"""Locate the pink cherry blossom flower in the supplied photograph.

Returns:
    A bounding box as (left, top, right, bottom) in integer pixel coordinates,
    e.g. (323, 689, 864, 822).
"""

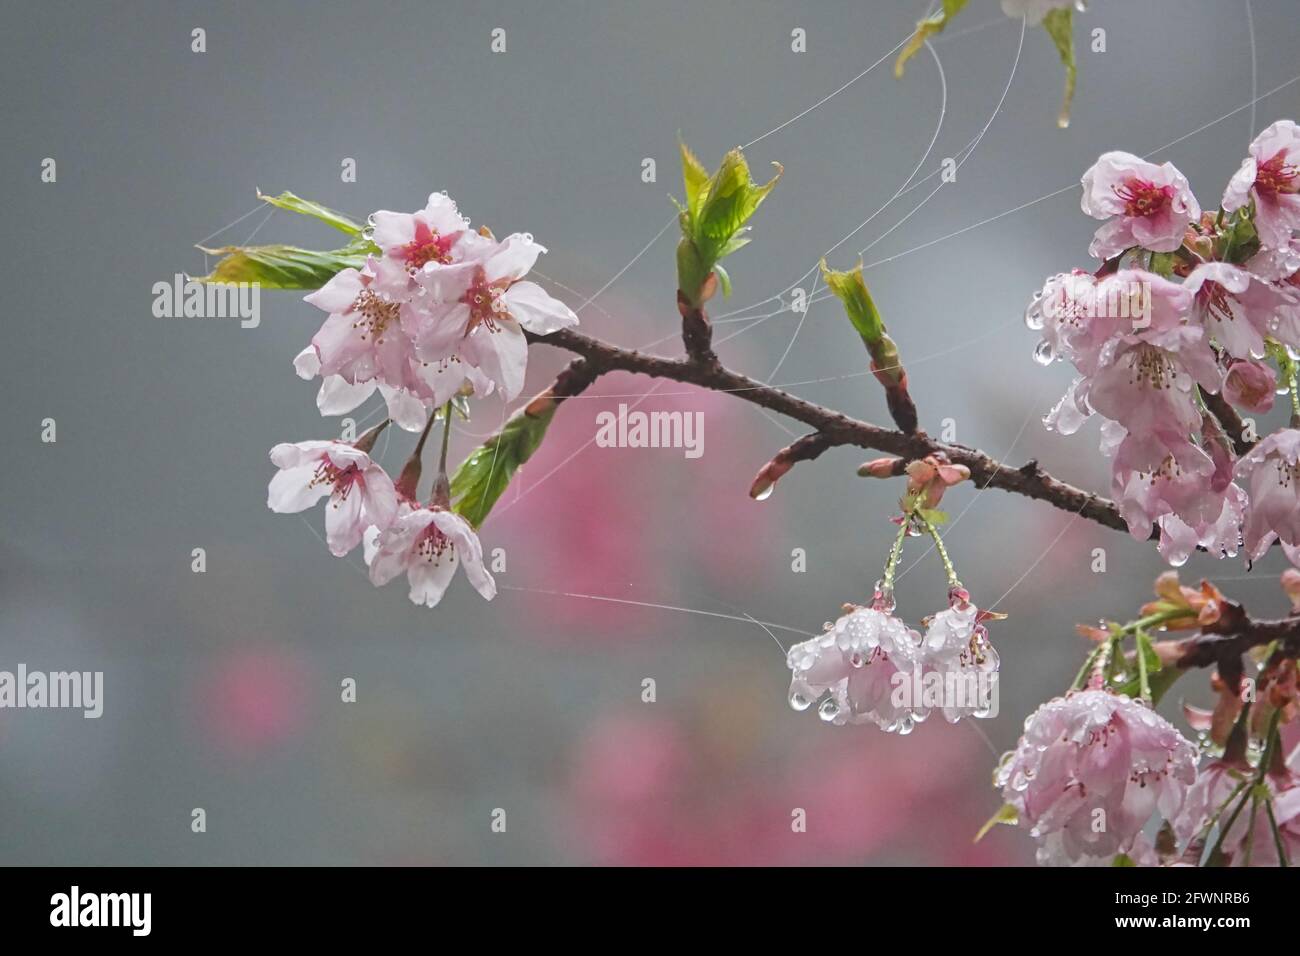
(1173, 761, 1300, 866)
(369, 192, 485, 275)
(785, 604, 920, 733)
(1222, 120, 1300, 249)
(1030, 270, 1114, 375)
(1236, 428, 1300, 563)
(995, 689, 1197, 866)
(267, 440, 398, 556)
(1107, 422, 1245, 565)
(1184, 261, 1300, 360)
(292, 345, 434, 432)
(364, 503, 496, 608)
(916, 592, 1000, 724)
(1222, 359, 1277, 412)
(303, 256, 415, 388)
(1081, 152, 1201, 259)
(405, 234, 579, 400)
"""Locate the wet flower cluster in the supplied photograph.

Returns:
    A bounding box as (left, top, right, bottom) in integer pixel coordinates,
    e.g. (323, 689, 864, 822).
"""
(1029, 121, 1300, 566)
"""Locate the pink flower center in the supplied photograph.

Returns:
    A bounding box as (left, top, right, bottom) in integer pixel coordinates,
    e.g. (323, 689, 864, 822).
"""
(1255, 151, 1300, 197)
(416, 521, 458, 565)
(1126, 345, 1179, 391)
(348, 288, 400, 343)
(1113, 178, 1173, 218)
(398, 221, 460, 272)
(461, 267, 512, 334)
(310, 459, 359, 500)
(1197, 281, 1236, 326)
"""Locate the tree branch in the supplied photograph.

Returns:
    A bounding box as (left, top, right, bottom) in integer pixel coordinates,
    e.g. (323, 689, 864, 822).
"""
(528, 325, 1129, 532)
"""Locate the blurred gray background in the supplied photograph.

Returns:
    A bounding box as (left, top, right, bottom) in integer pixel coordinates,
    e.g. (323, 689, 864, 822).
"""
(3, 0, 1298, 865)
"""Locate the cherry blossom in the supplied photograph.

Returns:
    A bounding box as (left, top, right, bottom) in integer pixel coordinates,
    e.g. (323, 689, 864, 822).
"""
(916, 591, 1000, 724)
(785, 605, 921, 733)
(364, 503, 496, 608)
(1222, 120, 1300, 249)
(404, 234, 579, 400)
(267, 440, 398, 557)
(1080, 152, 1201, 259)
(1236, 428, 1300, 564)
(995, 690, 1197, 866)
(369, 192, 486, 274)
(1184, 260, 1300, 360)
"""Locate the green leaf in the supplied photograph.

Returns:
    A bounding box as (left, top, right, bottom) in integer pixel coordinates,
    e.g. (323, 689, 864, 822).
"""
(673, 142, 781, 304)
(1041, 8, 1076, 129)
(679, 140, 711, 217)
(918, 507, 948, 525)
(895, 0, 968, 78)
(713, 262, 732, 298)
(694, 150, 781, 255)
(256, 189, 364, 236)
(820, 260, 884, 345)
(450, 405, 556, 528)
(1112, 853, 1137, 867)
(194, 237, 376, 290)
(974, 803, 1018, 842)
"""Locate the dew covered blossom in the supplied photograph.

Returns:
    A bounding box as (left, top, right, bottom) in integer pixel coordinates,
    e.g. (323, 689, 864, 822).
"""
(786, 603, 922, 733)
(996, 690, 1197, 866)
(916, 589, 1000, 724)
(1236, 428, 1300, 565)
(1031, 122, 1300, 570)
(1081, 152, 1201, 260)
(1222, 120, 1300, 249)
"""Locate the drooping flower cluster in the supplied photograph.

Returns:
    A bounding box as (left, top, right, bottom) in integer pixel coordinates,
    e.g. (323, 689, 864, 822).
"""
(1029, 121, 1300, 566)
(786, 470, 1001, 734)
(995, 689, 1198, 866)
(786, 584, 1001, 733)
(266, 193, 579, 608)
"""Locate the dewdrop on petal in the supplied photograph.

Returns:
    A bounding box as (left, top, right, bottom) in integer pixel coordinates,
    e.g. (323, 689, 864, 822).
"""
(785, 593, 922, 733)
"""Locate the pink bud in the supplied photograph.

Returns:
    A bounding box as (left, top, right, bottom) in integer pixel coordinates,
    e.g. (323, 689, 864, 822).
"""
(858, 456, 903, 478)
(1223, 359, 1276, 413)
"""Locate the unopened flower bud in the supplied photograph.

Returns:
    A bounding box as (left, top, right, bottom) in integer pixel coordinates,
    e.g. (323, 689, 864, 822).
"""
(1223, 359, 1276, 413)
(857, 456, 904, 478)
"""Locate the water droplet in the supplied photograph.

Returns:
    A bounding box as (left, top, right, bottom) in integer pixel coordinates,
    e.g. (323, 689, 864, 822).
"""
(1033, 339, 1056, 366)
(788, 688, 812, 712)
(1024, 296, 1045, 331)
(753, 483, 775, 501)
(818, 698, 841, 722)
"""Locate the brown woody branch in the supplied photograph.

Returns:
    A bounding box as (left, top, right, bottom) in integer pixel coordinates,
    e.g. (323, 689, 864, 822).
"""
(527, 325, 1128, 533)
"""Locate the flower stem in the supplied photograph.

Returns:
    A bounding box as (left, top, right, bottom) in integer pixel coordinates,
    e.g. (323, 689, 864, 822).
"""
(880, 518, 911, 594)
(437, 400, 455, 476)
(922, 517, 961, 588)
(1135, 626, 1151, 703)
